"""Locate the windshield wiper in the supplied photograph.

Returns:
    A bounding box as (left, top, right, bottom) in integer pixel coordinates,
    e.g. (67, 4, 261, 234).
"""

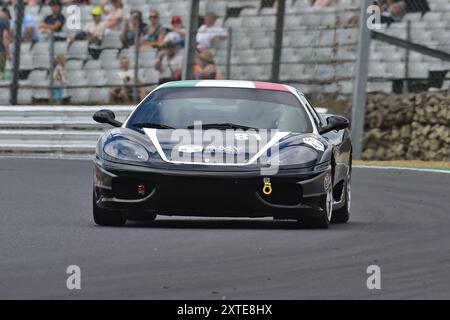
(133, 122, 175, 129)
(187, 123, 258, 130)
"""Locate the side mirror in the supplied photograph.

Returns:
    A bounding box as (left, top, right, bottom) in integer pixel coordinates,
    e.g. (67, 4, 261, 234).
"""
(93, 109, 122, 127)
(319, 115, 349, 134)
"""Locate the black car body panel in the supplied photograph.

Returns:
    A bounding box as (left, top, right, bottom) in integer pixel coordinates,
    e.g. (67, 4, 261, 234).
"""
(93, 82, 352, 220)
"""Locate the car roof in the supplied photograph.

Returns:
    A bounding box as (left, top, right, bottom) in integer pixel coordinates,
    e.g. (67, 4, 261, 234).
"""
(156, 80, 302, 94)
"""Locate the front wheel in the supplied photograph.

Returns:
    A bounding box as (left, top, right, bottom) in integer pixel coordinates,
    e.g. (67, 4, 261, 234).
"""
(93, 192, 126, 227)
(299, 183, 333, 229)
(331, 174, 351, 224)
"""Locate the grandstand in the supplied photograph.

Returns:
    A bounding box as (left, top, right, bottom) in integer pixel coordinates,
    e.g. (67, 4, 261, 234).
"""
(0, 0, 449, 105)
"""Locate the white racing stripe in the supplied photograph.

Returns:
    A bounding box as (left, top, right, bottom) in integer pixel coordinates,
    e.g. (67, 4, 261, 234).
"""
(354, 165, 450, 174)
(143, 128, 290, 166)
(195, 80, 255, 88)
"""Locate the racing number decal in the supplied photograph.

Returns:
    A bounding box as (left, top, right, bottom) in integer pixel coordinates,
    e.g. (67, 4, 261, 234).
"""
(234, 133, 262, 141)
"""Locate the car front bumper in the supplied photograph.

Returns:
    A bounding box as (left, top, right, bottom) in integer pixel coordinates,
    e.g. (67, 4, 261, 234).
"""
(93, 158, 332, 218)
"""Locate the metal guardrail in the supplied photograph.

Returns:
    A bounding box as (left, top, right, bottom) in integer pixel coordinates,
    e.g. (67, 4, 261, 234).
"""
(0, 105, 134, 159)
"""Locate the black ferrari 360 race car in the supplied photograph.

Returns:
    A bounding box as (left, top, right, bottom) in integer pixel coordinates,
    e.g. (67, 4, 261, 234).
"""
(93, 80, 352, 228)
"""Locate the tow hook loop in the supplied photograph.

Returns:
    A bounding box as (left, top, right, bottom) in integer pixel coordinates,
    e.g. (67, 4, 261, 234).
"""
(263, 178, 272, 195)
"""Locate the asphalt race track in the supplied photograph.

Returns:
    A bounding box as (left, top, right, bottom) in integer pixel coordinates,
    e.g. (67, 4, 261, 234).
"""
(0, 158, 449, 300)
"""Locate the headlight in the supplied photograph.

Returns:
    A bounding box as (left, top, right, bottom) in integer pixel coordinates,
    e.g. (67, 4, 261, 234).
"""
(267, 146, 318, 167)
(279, 147, 317, 165)
(103, 138, 149, 162)
(314, 161, 331, 172)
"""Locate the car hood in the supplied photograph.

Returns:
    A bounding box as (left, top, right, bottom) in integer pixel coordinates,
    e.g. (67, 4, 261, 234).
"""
(129, 128, 330, 169)
(100, 128, 332, 170)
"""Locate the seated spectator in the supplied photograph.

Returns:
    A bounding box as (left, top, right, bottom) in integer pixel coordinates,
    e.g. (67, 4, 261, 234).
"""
(154, 42, 183, 84)
(121, 10, 148, 49)
(11, 11, 40, 43)
(70, 6, 106, 45)
(52, 54, 68, 103)
(195, 50, 220, 80)
(346, 0, 407, 27)
(311, 0, 337, 8)
(61, 0, 90, 3)
(196, 11, 227, 51)
(0, 6, 10, 80)
(102, 0, 124, 31)
(39, 0, 65, 34)
(69, 6, 106, 58)
(144, 16, 185, 50)
(141, 9, 163, 49)
(153, 27, 170, 49)
(163, 16, 185, 48)
(376, 0, 407, 23)
(109, 57, 132, 103)
(109, 56, 144, 103)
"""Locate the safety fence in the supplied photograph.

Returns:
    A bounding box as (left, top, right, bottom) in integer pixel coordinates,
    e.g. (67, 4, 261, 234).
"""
(0, 105, 132, 158)
(0, 0, 448, 106)
(0, 0, 449, 160)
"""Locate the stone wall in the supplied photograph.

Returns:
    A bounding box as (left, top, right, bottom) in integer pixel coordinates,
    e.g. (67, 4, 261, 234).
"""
(363, 92, 450, 161)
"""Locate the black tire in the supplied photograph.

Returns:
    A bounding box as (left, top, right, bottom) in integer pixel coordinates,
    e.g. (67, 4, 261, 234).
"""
(93, 192, 126, 227)
(298, 182, 333, 229)
(331, 175, 351, 224)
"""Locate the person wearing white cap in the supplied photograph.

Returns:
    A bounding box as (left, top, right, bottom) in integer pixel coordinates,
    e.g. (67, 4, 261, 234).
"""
(196, 11, 227, 51)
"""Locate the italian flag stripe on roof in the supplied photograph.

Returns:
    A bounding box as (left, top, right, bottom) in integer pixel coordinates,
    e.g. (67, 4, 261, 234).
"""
(159, 80, 290, 92)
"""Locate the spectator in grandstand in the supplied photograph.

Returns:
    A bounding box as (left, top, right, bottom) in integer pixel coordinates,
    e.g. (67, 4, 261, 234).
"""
(154, 42, 183, 84)
(11, 10, 40, 43)
(0, 6, 10, 80)
(61, 0, 90, 3)
(40, 0, 65, 34)
(311, 0, 338, 8)
(163, 16, 185, 48)
(70, 6, 106, 45)
(196, 11, 227, 51)
(121, 10, 148, 49)
(153, 27, 171, 50)
(101, 0, 124, 31)
(195, 50, 219, 80)
(109, 56, 144, 103)
(69, 6, 106, 58)
(52, 54, 67, 103)
(376, 0, 408, 23)
(141, 9, 163, 49)
(0, 6, 9, 20)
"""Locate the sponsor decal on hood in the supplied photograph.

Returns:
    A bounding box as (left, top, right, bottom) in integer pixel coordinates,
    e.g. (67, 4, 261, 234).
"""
(143, 128, 291, 166)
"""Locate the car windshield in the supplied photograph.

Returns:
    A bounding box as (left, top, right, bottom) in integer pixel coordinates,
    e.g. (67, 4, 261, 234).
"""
(126, 87, 313, 133)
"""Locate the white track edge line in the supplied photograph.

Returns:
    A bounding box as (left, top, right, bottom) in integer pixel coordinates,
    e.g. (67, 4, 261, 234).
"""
(0, 156, 449, 174)
(354, 165, 450, 174)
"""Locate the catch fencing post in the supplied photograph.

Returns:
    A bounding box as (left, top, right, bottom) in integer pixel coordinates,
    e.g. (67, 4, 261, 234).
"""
(49, 33, 55, 104)
(271, 0, 286, 83)
(134, 30, 140, 101)
(226, 28, 232, 80)
(183, 0, 200, 80)
(403, 20, 411, 93)
(351, 0, 372, 160)
(10, 0, 25, 106)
